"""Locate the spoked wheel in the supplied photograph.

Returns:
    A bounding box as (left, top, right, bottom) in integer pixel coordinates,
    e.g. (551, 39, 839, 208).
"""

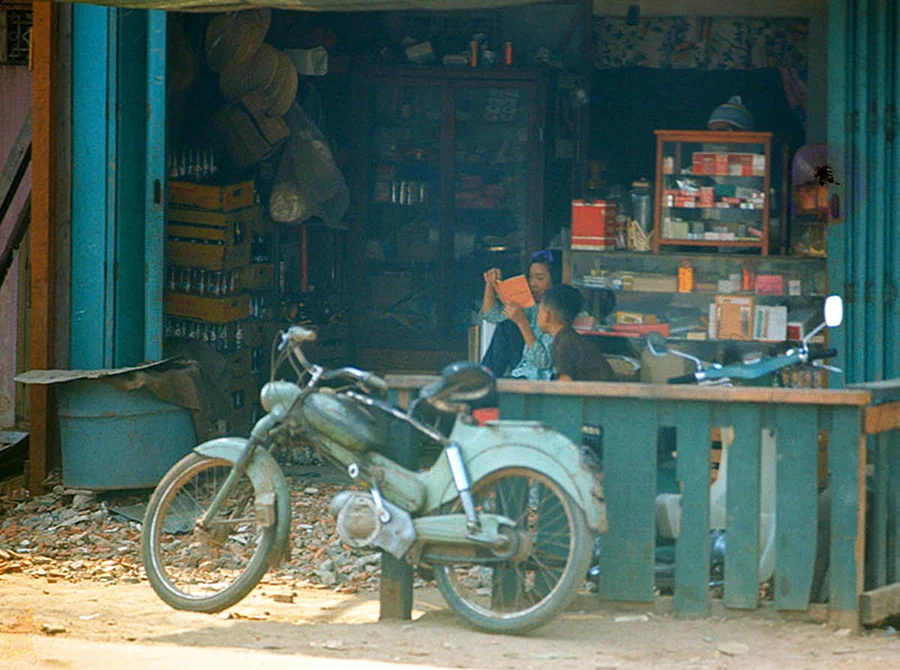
(433, 467, 592, 634)
(141, 453, 276, 613)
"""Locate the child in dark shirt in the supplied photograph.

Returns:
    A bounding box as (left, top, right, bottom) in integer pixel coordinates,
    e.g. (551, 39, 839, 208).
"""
(537, 284, 615, 382)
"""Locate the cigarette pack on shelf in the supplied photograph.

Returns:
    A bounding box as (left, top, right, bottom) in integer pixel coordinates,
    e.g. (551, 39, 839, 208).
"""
(714, 294, 755, 341)
(168, 179, 255, 212)
(239, 263, 275, 291)
(571, 200, 617, 250)
(166, 292, 251, 323)
(167, 205, 259, 270)
(753, 305, 788, 342)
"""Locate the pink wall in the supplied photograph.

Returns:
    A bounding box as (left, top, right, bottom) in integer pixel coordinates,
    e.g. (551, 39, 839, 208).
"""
(0, 65, 32, 428)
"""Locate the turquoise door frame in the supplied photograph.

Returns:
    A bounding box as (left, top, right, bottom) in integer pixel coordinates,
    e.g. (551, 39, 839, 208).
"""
(828, 0, 900, 384)
(71, 6, 166, 369)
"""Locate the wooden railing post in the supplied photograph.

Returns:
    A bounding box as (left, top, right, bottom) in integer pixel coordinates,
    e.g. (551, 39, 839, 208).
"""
(827, 406, 866, 630)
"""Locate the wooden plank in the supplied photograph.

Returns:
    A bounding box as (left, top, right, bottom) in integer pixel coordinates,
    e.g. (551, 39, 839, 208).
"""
(0, 196, 30, 289)
(864, 402, 900, 434)
(889, 431, 900, 585)
(774, 406, 819, 611)
(380, 417, 415, 620)
(827, 406, 866, 629)
(859, 582, 900, 625)
(28, 3, 57, 495)
(536, 395, 582, 446)
(724, 405, 761, 610)
(384, 376, 873, 407)
(0, 110, 31, 224)
(872, 433, 889, 588)
(673, 402, 712, 616)
(497, 392, 526, 421)
(597, 398, 656, 602)
(495, 380, 871, 407)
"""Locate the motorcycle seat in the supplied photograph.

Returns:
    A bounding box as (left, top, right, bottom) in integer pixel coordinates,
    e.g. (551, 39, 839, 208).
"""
(414, 361, 496, 416)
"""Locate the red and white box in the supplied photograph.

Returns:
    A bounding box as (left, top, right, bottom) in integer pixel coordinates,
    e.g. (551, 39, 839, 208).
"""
(571, 200, 617, 250)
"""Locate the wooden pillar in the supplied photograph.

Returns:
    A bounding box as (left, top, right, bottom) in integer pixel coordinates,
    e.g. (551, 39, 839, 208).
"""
(28, 3, 57, 494)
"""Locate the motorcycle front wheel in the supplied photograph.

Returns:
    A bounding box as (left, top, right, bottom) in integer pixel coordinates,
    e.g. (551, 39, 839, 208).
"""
(434, 467, 592, 634)
(141, 453, 276, 613)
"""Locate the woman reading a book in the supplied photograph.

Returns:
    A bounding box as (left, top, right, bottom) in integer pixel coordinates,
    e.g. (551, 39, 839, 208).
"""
(479, 250, 558, 380)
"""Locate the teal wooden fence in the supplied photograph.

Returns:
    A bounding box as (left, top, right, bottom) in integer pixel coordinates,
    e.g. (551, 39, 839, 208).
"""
(385, 377, 900, 629)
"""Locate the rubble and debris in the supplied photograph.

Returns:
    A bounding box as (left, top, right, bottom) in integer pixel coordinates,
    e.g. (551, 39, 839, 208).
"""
(0, 469, 434, 594)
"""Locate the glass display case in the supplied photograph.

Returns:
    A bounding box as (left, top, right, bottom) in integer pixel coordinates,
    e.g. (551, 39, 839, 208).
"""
(653, 130, 772, 255)
(353, 69, 547, 362)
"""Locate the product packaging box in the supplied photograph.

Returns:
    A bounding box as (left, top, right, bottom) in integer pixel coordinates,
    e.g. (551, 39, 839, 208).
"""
(571, 200, 617, 250)
(167, 205, 258, 271)
(715, 294, 755, 340)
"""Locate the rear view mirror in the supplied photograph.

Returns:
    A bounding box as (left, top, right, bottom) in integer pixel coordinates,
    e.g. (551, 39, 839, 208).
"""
(824, 295, 844, 328)
(646, 332, 668, 356)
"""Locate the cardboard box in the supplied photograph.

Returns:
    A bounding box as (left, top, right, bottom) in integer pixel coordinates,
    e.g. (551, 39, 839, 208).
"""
(640, 346, 691, 383)
(168, 180, 256, 212)
(754, 305, 788, 342)
(239, 263, 275, 291)
(168, 206, 259, 270)
(166, 292, 250, 323)
(571, 200, 617, 250)
(715, 295, 755, 340)
(212, 92, 290, 169)
(755, 274, 784, 296)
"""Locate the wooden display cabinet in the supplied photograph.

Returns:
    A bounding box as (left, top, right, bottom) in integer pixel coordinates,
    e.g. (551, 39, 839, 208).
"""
(653, 130, 772, 256)
(351, 67, 549, 372)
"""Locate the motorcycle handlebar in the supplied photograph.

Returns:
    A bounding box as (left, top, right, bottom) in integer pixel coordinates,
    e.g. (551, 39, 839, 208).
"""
(810, 348, 838, 361)
(321, 366, 388, 392)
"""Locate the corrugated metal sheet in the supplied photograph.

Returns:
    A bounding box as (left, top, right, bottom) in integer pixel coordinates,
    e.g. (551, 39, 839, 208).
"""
(828, 0, 899, 384)
(56, 0, 543, 11)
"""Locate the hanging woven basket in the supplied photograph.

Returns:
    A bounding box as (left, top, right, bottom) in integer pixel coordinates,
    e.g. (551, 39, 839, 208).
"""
(265, 52, 299, 118)
(219, 43, 280, 102)
(204, 9, 271, 74)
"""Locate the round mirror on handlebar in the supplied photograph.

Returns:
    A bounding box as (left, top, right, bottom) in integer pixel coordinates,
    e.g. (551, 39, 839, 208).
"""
(824, 295, 844, 328)
(646, 332, 669, 357)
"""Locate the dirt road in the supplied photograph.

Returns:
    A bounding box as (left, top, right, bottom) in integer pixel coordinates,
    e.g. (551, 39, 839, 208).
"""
(1, 572, 899, 670)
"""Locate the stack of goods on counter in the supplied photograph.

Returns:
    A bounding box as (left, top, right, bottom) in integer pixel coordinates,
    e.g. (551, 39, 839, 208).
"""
(204, 9, 297, 170)
(165, 178, 267, 434)
(570, 199, 618, 250)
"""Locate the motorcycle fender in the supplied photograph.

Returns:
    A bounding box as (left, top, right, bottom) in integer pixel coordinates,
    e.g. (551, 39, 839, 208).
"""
(424, 426, 607, 533)
(194, 438, 293, 569)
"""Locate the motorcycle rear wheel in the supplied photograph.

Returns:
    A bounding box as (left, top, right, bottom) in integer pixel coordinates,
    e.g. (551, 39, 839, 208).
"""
(433, 467, 592, 634)
(141, 453, 276, 612)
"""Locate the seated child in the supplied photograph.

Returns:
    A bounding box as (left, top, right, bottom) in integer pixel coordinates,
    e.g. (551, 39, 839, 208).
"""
(537, 284, 615, 382)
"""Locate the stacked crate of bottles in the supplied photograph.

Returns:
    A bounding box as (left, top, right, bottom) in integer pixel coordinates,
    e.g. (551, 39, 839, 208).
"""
(240, 215, 279, 424)
(165, 175, 261, 433)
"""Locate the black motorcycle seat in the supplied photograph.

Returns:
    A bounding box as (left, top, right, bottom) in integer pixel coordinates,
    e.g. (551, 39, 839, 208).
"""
(416, 361, 496, 415)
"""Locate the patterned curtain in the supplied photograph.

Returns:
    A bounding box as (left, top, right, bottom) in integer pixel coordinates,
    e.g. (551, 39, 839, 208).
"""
(593, 16, 809, 125)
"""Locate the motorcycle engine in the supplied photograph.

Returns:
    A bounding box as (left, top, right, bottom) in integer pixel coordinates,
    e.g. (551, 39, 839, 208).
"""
(329, 490, 417, 558)
(331, 492, 382, 548)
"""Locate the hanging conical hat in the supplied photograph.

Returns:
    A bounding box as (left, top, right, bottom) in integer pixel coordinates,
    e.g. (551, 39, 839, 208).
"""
(205, 9, 271, 74)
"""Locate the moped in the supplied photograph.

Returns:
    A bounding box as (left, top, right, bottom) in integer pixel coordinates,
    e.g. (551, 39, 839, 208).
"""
(628, 295, 844, 591)
(141, 326, 607, 634)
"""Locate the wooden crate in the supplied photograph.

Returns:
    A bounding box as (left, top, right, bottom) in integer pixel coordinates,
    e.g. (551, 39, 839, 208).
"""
(239, 263, 274, 291)
(166, 293, 250, 324)
(168, 179, 255, 212)
(167, 206, 259, 271)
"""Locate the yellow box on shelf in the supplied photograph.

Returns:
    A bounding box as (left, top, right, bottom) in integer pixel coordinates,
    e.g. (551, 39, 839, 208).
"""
(166, 292, 250, 324)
